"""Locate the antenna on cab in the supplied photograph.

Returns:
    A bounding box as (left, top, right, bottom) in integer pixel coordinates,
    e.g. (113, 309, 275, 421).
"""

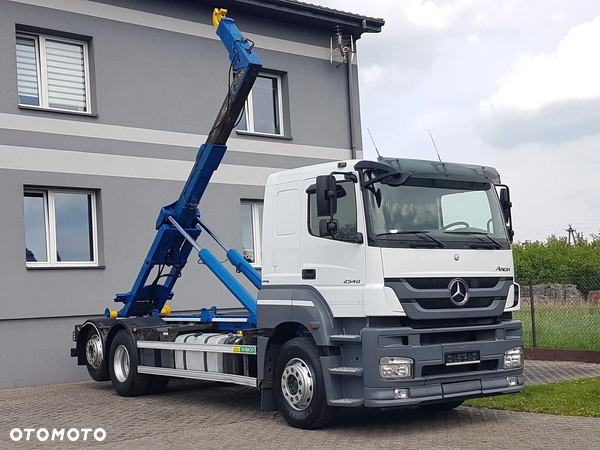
(367, 128, 381, 158)
(428, 129, 442, 162)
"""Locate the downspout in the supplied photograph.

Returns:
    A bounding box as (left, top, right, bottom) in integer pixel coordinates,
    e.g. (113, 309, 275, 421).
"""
(347, 57, 357, 159)
(336, 25, 357, 159)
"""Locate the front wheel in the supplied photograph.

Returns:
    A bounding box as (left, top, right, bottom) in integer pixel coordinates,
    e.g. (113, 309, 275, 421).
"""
(109, 330, 149, 396)
(274, 338, 335, 429)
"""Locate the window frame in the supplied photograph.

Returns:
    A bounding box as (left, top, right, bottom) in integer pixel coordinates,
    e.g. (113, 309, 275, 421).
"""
(238, 73, 284, 137)
(16, 32, 92, 114)
(240, 200, 263, 268)
(24, 188, 99, 268)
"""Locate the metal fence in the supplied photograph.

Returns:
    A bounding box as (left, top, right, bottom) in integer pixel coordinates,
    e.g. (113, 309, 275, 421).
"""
(515, 276, 600, 350)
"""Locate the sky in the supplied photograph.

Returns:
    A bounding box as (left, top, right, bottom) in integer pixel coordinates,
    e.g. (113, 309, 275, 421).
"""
(316, 0, 600, 243)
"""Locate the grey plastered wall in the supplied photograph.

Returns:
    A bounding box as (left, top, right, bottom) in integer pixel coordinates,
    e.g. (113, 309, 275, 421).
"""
(0, 0, 362, 149)
(0, 0, 365, 388)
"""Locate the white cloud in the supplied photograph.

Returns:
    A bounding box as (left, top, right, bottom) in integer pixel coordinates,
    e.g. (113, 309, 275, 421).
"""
(326, 0, 530, 74)
(360, 65, 383, 84)
(406, 0, 448, 29)
(480, 15, 600, 114)
(466, 33, 480, 43)
(404, 0, 524, 32)
(552, 10, 565, 23)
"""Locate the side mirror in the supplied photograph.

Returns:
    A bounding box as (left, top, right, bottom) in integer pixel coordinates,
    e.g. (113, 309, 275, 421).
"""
(316, 175, 337, 216)
(498, 185, 514, 242)
(319, 218, 338, 237)
(499, 187, 512, 224)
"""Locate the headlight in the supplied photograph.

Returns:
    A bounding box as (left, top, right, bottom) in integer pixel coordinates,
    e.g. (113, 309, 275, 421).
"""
(379, 357, 413, 379)
(504, 347, 523, 369)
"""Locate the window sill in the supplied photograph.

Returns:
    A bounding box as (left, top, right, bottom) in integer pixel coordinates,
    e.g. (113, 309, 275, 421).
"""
(26, 264, 105, 270)
(236, 130, 292, 140)
(19, 104, 98, 118)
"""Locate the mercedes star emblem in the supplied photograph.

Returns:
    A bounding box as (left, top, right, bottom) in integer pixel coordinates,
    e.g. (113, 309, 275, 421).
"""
(449, 278, 469, 307)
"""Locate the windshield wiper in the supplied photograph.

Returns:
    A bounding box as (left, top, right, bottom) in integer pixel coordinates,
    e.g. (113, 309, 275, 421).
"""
(376, 230, 446, 248)
(443, 231, 503, 249)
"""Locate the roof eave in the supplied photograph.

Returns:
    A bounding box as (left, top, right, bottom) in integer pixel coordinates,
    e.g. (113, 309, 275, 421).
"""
(185, 0, 384, 38)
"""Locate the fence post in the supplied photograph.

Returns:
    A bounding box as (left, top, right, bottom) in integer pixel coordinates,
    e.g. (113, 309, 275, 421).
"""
(529, 283, 537, 348)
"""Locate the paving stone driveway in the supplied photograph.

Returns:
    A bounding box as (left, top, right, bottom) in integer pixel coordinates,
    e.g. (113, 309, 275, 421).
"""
(524, 359, 600, 385)
(2, 361, 599, 450)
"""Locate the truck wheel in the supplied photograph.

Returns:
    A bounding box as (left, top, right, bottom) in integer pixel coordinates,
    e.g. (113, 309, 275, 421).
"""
(146, 376, 169, 395)
(274, 338, 335, 429)
(109, 330, 149, 396)
(84, 328, 110, 382)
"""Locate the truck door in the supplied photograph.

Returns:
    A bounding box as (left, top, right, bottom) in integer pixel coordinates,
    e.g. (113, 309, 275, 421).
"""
(300, 178, 366, 317)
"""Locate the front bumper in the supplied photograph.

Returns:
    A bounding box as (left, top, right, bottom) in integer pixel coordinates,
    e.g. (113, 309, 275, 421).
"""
(364, 374, 524, 407)
(361, 319, 524, 407)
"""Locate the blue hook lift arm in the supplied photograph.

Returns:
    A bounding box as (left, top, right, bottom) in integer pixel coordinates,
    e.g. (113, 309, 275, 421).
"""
(111, 14, 262, 324)
(198, 219, 262, 290)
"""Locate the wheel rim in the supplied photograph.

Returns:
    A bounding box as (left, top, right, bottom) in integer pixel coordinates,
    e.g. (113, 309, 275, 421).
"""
(113, 344, 130, 383)
(281, 358, 313, 411)
(85, 333, 103, 369)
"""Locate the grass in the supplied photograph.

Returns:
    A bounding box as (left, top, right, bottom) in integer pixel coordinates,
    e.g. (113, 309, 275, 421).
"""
(515, 304, 600, 350)
(464, 377, 600, 417)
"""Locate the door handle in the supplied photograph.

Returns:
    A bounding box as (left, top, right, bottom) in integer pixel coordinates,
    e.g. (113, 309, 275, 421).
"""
(302, 269, 316, 280)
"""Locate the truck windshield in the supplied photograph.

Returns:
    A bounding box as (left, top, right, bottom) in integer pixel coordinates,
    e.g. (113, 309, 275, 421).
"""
(363, 177, 510, 249)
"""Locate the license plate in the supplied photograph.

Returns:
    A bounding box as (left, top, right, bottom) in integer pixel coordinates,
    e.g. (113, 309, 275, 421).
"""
(445, 351, 480, 366)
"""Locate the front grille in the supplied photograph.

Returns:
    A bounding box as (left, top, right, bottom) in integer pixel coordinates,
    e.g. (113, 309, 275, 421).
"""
(403, 277, 502, 290)
(402, 317, 498, 329)
(420, 329, 496, 346)
(421, 360, 497, 377)
(415, 297, 495, 309)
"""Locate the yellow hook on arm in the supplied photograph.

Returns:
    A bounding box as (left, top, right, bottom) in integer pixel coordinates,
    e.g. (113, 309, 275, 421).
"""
(213, 8, 228, 28)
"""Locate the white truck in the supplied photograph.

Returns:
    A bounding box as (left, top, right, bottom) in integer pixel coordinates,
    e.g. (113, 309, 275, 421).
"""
(72, 11, 524, 430)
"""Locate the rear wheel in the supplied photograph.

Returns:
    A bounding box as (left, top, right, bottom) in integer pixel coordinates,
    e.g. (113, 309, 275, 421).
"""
(109, 330, 149, 396)
(84, 328, 110, 382)
(274, 338, 335, 429)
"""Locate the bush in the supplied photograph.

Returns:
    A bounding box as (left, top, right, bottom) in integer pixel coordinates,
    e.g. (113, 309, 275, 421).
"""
(514, 233, 600, 296)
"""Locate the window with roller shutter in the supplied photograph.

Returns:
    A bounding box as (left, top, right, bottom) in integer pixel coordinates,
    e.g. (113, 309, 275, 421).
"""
(16, 33, 91, 113)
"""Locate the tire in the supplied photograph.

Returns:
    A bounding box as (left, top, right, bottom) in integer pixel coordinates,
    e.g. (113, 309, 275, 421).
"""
(108, 330, 150, 396)
(420, 400, 463, 412)
(146, 376, 170, 395)
(274, 338, 335, 429)
(83, 328, 110, 382)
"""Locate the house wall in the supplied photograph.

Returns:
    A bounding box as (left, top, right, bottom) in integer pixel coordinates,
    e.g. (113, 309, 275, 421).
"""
(0, 0, 363, 388)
